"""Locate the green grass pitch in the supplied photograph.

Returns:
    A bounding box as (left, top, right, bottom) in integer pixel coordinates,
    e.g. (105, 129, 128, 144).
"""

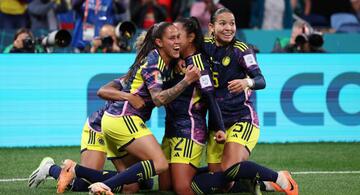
(0, 142, 359, 194)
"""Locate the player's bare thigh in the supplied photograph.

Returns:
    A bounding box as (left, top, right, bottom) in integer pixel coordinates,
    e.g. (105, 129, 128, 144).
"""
(125, 134, 169, 174)
(221, 142, 250, 171)
(171, 163, 197, 195)
(80, 150, 106, 170)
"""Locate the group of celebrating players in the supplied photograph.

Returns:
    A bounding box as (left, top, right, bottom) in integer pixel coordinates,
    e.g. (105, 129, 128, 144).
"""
(27, 7, 298, 195)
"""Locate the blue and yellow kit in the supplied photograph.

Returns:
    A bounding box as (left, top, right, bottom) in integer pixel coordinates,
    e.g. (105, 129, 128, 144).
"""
(162, 53, 224, 167)
(105, 49, 172, 121)
(81, 101, 112, 153)
(203, 37, 261, 129)
(163, 53, 225, 144)
(103, 49, 173, 158)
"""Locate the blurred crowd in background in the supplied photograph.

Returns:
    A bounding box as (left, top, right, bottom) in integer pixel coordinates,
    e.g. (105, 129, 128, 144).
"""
(1, 0, 360, 53)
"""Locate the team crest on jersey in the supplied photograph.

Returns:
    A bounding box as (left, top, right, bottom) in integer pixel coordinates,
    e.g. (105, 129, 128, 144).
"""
(98, 138, 105, 146)
(222, 56, 231, 66)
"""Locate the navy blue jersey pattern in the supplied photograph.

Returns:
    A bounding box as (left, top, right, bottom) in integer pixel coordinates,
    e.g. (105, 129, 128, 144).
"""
(164, 54, 224, 144)
(203, 38, 261, 129)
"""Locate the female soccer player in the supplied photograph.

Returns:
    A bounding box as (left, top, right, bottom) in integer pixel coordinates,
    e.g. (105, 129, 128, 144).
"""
(158, 17, 226, 195)
(191, 8, 298, 195)
(56, 22, 201, 195)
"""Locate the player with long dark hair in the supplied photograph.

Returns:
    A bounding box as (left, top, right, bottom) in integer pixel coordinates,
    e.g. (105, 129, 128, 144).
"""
(56, 22, 201, 195)
(191, 8, 298, 195)
(158, 17, 226, 195)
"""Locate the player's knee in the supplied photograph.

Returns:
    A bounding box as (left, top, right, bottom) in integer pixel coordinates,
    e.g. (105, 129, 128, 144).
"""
(221, 158, 247, 172)
(221, 162, 233, 172)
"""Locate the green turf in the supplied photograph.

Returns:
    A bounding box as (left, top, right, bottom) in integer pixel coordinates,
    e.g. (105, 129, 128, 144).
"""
(0, 142, 359, 194)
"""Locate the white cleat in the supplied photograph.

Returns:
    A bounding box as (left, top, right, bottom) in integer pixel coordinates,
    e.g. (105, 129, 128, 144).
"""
(28, 157, 55, 188)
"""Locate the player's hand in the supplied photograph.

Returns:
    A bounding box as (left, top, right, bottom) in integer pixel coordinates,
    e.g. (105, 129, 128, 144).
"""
(128, 94, 145, 109)
(175, 59, 186, 74)
(228, 79, 248, 94)
(214, 130, 226, 144)
(184, 65, 201, 84)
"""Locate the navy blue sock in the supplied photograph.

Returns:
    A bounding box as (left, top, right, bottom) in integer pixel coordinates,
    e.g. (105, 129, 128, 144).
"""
(196, 166, 209, 174)
(139, 178, 154, 190)
(49, 165, 61, 179)
(224, 161, 278, 182)
(191, 172, 229, 194)
(74, 165, 117, 183)
(71, 178, 90, 192)
(103, 160, 156, 191)
(228, 179, 266, 193)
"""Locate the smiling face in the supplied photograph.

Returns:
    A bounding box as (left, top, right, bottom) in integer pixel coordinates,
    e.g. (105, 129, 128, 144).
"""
(209, 12, 236, 46)
(156, 25, 181, 60)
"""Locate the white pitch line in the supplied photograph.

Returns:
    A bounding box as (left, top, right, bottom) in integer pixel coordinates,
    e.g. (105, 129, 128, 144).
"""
(0, 178, 28, 182)
(0, 178, 54, 182)
(1, 171, 360, 182)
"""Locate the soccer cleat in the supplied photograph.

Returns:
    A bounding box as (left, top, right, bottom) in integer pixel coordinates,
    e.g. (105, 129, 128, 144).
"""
(89, 182, 113, 195)
(269, 182, 284, 192)
(28, 157, 55, 188)
(270, 171, 298, 195)
(281, 171, 298, 195)
(56, 159, 76, 193)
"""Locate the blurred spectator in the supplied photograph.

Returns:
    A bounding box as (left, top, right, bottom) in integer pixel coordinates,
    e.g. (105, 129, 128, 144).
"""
(114, 0, 130, 23)
(71, 0, 126, 52)
(157, 0, 172, 21)
(303, 0, 355, 27)
(131, 0, 167, 30)
(292, 0, 309, 18)
(220, 0, 252, 28)
(90, 24, 121, 53)
(331, 13, 360, 33)
(190, 0, 223, 30)
(3, 28, 44, 53)
(272, 20, 325, 53)
(28, 0, 69, 31)
(57, 9, 76, 30)
(0, 0, 32, 29)
(250, 0, 293, 29)
(171, 0, 192, 20)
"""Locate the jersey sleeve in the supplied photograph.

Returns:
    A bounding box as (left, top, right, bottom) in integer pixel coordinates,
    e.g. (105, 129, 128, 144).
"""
(187, 53, 214, 93)
(186, 53, 225, 132)
(112, 77, 124, 90)
(234, 41, 260, 72)
(141, 55, 165, 92)
(235, 42, 266, 90)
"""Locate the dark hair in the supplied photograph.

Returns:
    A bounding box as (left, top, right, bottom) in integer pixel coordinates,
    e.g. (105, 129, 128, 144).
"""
(123, 22, 173, 83)
(13, 28, 34, 41)
(210, 7, 233, 24)
(175, 17, 204, 53)
(210, 8, 238, 58)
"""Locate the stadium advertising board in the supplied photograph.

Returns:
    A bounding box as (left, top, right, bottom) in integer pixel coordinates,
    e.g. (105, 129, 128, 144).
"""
(0, 54, 359, 146)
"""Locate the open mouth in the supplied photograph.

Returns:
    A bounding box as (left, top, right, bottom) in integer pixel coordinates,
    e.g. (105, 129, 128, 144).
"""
(223, 33, 233, 39)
